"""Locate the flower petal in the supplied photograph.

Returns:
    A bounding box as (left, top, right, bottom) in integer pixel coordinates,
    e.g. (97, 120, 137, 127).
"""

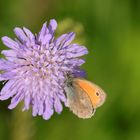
(1, 36, 19, 49)
(23, 92, 31, 111)
(8, 90, 24, 109)
(43, 98, 54, 120)
(54, 34, 67, 46)
(23, 27, 35, 42)
(48, 19, 57, 34)
(38, 22, 47, 42)
(14, 27, 28, 42)
(0, 72, 16, 81)
(54, 96, 63, 113)
(61, 32, 75, 47)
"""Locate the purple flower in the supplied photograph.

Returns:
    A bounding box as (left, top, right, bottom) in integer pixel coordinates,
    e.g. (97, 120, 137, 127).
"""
(0, 19, 88, 120)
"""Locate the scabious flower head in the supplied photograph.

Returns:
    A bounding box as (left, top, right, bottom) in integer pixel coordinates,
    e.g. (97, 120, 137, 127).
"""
(0, 19, 88, 120)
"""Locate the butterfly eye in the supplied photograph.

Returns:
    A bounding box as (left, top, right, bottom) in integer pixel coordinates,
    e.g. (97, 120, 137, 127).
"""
(96, 92, 100, 96)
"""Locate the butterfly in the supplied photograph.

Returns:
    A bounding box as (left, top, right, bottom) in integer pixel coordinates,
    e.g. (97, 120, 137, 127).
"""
(64, 78, 106, 119)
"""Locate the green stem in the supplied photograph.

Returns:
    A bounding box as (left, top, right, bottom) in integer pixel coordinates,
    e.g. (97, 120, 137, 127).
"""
(10, 104, 35, 140)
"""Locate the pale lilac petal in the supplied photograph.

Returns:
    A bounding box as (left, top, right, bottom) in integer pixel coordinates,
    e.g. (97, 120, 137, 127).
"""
(64, 59, 85, 66)
(32, 97, 38, 116)
(23, 93, 31, 110)
(62, 32, 75, 47)
(1, 50, 17, 57)
(1, 36, 19, 49)
(72, 68, 87, 77)
(0, 59, 17, 70)
(14, 27, 28, 42)
(57, 91, 66, 103)
(54, 96, 63, 113)
(54, 34, 67, 46)
(48, 19, 57, 34)
(66, 49, 88, 58)
(0, 79, 22, 100)
(38, 101, 44, 115)
(8, 91, 24, 109)
(66, 44, 87, 52)
(0, 72, 16, 81)
(23, 27, 35, 43)
(0, 90, 15, 100)
(38, 22, 47, 42)
(0, 80, 15, 95)
(43, 99, 54, 120)
(42, 34, 52, 45)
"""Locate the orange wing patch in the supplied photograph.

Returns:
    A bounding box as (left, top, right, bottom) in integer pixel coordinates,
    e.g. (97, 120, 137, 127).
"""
(74, 79, 100, 108)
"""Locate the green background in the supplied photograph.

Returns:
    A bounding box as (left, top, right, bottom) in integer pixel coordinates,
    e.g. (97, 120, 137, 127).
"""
(0, 0, 140, 140)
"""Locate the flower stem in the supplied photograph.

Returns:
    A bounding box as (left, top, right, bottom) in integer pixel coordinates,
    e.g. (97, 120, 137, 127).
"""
(10, 103, 35, 140)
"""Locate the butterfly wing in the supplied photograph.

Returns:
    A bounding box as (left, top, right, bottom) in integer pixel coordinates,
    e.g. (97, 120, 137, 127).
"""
(65, 81, 95, 119)
(74, 78, 106, 108)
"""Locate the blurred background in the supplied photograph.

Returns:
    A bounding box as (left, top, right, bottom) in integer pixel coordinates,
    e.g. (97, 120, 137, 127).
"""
(0, 0, 140, 140)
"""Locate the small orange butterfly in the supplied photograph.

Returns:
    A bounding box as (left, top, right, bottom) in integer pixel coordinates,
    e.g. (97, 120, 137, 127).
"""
(64, 78, 106, 119)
